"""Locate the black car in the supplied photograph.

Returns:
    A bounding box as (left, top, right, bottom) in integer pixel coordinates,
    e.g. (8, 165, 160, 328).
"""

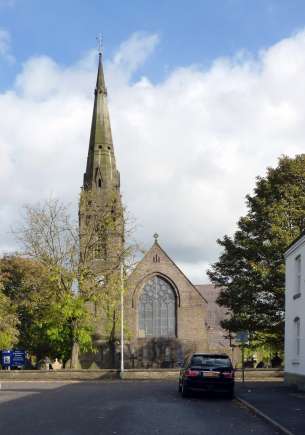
(178, 353, 235, 398)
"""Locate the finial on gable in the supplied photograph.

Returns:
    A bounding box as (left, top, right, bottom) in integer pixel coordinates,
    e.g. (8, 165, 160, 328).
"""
(153, 233, 159, 244)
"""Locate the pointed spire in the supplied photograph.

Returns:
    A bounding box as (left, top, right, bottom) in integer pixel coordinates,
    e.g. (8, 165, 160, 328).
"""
(79, 41, 124, 280)
(96, 33, 105, 92)
(83, 51, 120, 192)
(95, 52, 107, 95)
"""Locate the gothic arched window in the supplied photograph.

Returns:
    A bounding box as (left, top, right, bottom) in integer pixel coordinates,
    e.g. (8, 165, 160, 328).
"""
(138, 276, 176, 338)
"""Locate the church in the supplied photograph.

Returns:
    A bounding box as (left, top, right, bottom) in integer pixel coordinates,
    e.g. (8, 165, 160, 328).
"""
(78, 51, 231, 369)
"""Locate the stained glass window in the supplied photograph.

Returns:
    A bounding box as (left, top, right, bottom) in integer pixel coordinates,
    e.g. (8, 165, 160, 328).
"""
(138, 276, 176, 337)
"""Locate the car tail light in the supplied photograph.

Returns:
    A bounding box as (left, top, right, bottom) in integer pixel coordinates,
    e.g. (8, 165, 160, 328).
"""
(223, 371, 234, 379)
(185, 369, 200, 377)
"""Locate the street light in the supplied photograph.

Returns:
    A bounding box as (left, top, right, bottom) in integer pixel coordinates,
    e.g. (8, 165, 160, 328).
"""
(120, 263, 124, 374)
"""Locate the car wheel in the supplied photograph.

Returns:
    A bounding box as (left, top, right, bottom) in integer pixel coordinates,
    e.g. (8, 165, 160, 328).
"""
(181, 382, 190, 398)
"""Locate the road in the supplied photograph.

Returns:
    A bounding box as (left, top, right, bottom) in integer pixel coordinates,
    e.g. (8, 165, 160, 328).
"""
(0, 381, 280, 435)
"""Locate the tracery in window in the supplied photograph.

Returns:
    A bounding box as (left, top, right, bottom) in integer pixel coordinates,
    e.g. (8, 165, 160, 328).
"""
(138, 276, 176, 338)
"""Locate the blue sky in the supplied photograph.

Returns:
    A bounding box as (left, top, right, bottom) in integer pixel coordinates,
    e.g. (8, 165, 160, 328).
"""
(1, 0, 305, 282)
(2, 0, 305, 90)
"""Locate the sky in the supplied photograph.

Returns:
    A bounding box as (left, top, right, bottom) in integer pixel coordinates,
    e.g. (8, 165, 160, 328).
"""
(1, 0, 305, 283)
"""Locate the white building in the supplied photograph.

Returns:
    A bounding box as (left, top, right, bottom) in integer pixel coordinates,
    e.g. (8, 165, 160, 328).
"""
(284, 232, 305, 391)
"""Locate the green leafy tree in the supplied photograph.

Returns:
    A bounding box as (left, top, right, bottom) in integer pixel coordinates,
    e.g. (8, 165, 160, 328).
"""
(208, 154, 305, 350)
(40, 292, 94, 363)
(0, 281, 19, 349)
(0, 256, 54, 356)
(0, 255, 92, 362)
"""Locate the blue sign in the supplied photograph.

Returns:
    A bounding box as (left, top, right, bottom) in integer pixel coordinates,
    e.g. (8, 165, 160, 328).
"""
(1, 349, 26, 369)
(235, 330, 249, 343)
(1, 350, 12, 368)
(12, 349, 26, 368)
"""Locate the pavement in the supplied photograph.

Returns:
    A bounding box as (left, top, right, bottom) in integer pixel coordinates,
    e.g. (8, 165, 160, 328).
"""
(0, 380, 280, 435)
(236, 381, 305, 435)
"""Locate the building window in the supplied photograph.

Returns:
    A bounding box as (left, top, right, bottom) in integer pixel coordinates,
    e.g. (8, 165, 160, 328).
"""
(295, 255, 301, 295)
(138, 276, 176, 338)
(294, 317, 300, 357)
(153, 254, 160, 263)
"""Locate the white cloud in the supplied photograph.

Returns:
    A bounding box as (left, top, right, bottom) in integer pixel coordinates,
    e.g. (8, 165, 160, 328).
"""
(0, 28, 14, 62)
(1, 31, 305, 283)
(107, 32, 159, 86)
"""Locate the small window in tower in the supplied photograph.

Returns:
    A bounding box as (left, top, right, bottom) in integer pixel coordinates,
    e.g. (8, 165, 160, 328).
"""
(108, 146, 111, 150)
(98, 179, 102, 188)
(99, 146, 102, 150)
(111, 207, 116, 222)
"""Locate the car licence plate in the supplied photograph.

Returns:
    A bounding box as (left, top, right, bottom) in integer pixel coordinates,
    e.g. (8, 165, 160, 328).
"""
(202, 371, 219, 377)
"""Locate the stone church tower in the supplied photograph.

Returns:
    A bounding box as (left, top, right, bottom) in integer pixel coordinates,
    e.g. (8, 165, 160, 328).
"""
(78, 52, 124, 368)
(79, 52, 123, 274)
(77, 50, 232, 369)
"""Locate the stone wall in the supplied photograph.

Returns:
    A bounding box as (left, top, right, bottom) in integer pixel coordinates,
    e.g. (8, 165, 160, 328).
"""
(0, 368, 283, 381)
(0, 369, 119, 381)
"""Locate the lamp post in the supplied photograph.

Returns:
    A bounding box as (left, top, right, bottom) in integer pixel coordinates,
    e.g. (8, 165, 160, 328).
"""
(120, 262, 124, 374)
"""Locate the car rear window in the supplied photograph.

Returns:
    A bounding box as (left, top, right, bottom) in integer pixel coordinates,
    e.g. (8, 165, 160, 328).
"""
(190, 356, 231, 368)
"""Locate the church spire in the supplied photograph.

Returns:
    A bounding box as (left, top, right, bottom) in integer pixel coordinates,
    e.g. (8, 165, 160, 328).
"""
(96, 52, 106, 95)
(79, 45, 124, 271)
(83, 51, 120, 192)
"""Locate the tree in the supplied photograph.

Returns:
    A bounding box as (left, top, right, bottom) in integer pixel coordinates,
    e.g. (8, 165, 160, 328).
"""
(10, 199, 95, 364)
(207, 154, 305, 350)
(12, 196, 138, 367)
(0, 281, 19, 349)
(0, 254, 92, 363)
(0, 255, 54, 357)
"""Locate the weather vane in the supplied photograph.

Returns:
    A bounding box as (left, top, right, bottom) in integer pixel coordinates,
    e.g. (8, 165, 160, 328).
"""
(96, 33, 103, 55)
